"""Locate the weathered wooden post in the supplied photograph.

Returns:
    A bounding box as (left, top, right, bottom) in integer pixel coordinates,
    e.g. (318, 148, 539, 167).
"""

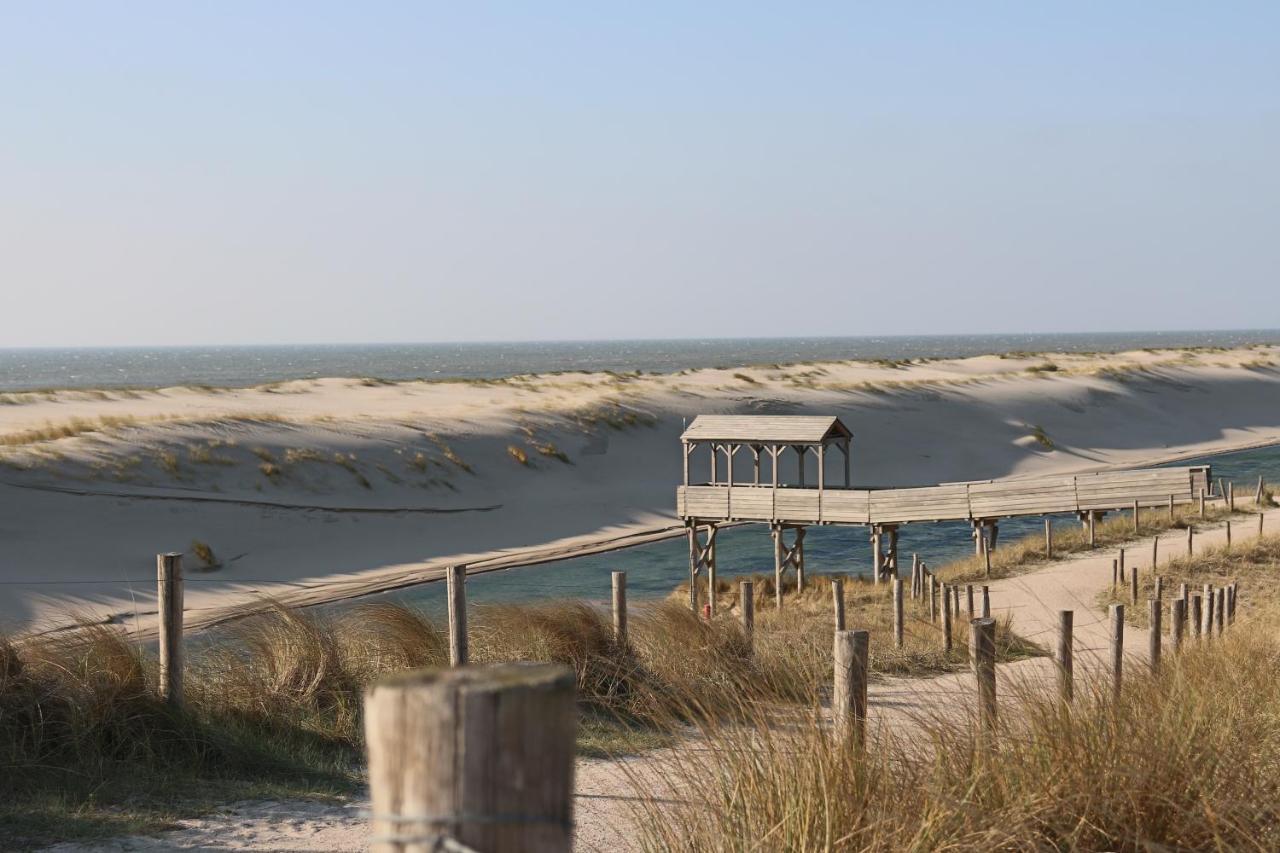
(740, 580, 754, 652)
(1202, 585, 1214, 641)
(1130, 566, 1139, 607)
(1198, 487, 1206, 518)
(1149, 599, 1162, 673)
(892, 577, 904, 649)
(1112, 558, 1118, 587)
(1187, 524, 1194, 556)
(1261, 513, 1266, 538)
(871, 529, 882, 587)
(929, 575, 938, 623)
(981, 585, 991, 619)
(1257, 475, 1266, 507)
(612, 571, 627, 646)
(447, 563, 468, 666)
(1215, 587, 1225, 636)
(1152, 535, 1159, 569)
(910, 553, 919, 599)
(157, 552, 183, 708)
(1228, 481, 1235, 512)
(1056, 610, 1073, 703)
(833, 629, 869, 748)
(1191, 594, 1202, 639)
(966, 584, 975, 618)
(1226, 519, 1233, 552)
(365, 663, 575, 853)
(1168, 494, 1175, 523)
(1171, 598, 1186, 654)
(952, 585, 961, 623)
(1133, 499, 1140, 533)
(831, 578, 846, 631)
(982, 537, 992, 578)
(1154, 575, 1163, 601)
(971, 617, 997, 735)
(941, 583, 953, 654)
(1118, 547, 1126, 582)
(1109, 604, 1124, 697)
(1088, 510, 1097, 547)
(1044, 517, 1053, 558)
(1179, 582, 1189, 610)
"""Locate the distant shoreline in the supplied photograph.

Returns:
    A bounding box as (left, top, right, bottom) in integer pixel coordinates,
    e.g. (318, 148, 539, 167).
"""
(2, 330, 1278, 393)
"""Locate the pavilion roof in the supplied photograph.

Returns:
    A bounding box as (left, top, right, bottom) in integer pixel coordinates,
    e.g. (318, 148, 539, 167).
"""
(681, 415, 852, 444)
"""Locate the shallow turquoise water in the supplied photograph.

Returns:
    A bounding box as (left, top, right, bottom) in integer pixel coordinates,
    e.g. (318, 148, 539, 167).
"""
(374, 443, 1280, 618)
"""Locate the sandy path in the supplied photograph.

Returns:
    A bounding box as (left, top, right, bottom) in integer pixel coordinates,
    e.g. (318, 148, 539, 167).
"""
(46, 507, 1275, 852)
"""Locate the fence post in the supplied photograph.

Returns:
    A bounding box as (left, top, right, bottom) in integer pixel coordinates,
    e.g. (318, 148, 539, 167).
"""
(740, 580, 754, 652)
(447, 563, 468, 666)
(981, 585, 991, 619)
(1130, 566, 1139, 607)
(1228, 481, 1235, 512)
(1226, 520, 1233, 551)
(1149, 599, 1162, 674)
(1228, 582, 1238, 625)
(1199, 487, 1206, 518)
(1191, 594, 1202, 639)
(1168, 493, 1175, 523)
(1088, 510, 1097, 547)
(1056, 610, 1073, 703)
(982, 538, 992, 578)
(1152, 536, 1158, 569)
(971, 617, 997, 734)
(941, 583, 953, 654)
(1112, 559, 1118, 588)
(1261, 513, 1266, 538)
(911, 553, 919, 599)
(1154, 575, 1163, 601)
(612, 571, 627, 646)
(1133, 499, 1140, 533)
(892, 577, 904, 649)
(833, 629, 869, 748)
(966, 584, 975, 618)
(1109, 604, 1124, 697)
(1202, 585, 1214, 640)
(1045, 517, 1053, 558)
(1171, 598, 1186, 654)
(832, 578, 846, 631)
(1119, 548, 1126, 582)
(1215, 586, 1225, 636)
(929, 574, 938, 623)
(1257, 475, 1265, 506)
(157, 552, 183, 708)
(364, 663, 575, 853)
(1187, 525, 1194, 556)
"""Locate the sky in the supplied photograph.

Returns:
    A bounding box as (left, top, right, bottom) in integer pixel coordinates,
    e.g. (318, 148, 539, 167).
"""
(2, 2, 1278, 347)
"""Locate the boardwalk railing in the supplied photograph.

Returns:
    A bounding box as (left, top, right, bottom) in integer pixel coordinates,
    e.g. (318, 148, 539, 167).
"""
(677, 465, 1211, 525)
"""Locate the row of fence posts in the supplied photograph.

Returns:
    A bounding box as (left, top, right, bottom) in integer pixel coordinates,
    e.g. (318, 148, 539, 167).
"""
(142, 476, 1267, 851)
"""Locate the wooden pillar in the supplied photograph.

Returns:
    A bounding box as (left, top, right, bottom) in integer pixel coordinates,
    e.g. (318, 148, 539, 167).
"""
(1228, 480, 1235, 512)
(1202, 585, 1214, 640)
(364, 663, 575, 853)
(157, 552, 183, 708)
(1215, 587, 1225, 637)
(796, 445, 805, 488)
(1119, 548, 1126, 582)
(929, 575, 938, 623)
(707, 530, 718, 617)
(982, 537, 992, 578)
(1056, 610, 1073, 703)
(1168, 494, 1175, 523)
(816, 444, 825, 493)
(971, 617, 997, 735)
(681, 440, 691, 485)
(687, 524, 700, 612)
(833, 629, 869, 748)
(842, 439, 851, 487)
(892, 577, 904, 649)
(740, 580, 754, 652)
(1171, 598, 1186, 654)
(794, 527, 806, 593)
(772, 524, 784, 609)
(1109, 604, 1124, 698)
(910, 553, 919, 598)
(1149, 599, 1162, 673)
(1088, 511, 1097, 548)
(1044, 517, 1053, 558)
(1133, 499, 1140, 533)
(1199, 487, 1206, 518)
(751, 445, 760, 485)
(709, 441, 717, 484)
(1130, 566, 1139, 607)
(981, 585, 991, 619)
(611, 571, 627, 646)
(941, 583, 953, 654)
(447, 564, 469, 666)
(1191, 594, 1202, 639)
(966, 584, 975, 618)
(831, 578, 846, 631)
(1226, 520, 1233, 551)
(871, 527, 883, 586)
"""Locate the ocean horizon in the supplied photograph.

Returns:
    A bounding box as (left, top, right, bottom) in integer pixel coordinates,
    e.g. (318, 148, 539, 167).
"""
(2, 329, 1279, 393)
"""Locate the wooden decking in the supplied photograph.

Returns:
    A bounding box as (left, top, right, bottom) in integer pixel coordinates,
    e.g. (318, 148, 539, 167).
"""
(677, 465, 1211, 525)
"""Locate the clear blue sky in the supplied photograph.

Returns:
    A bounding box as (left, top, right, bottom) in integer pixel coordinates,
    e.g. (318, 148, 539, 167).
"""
(2, 2, 1277, 346)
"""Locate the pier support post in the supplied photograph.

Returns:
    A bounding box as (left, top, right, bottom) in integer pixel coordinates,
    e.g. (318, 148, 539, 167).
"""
(771, 524, 804, 606)
(739, 580, 754, 653)
(611, 571, 627, 646)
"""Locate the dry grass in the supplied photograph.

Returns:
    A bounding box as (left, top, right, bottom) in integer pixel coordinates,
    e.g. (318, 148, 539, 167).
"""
(637, 622, 1280, 851)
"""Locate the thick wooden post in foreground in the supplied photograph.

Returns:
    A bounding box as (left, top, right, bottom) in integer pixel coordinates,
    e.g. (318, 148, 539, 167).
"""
(157, 552, 183, 707)
(833, 630, 869, 748)
(970, 617, 997, 734)
(611, 571, 627, 646)
(365, 663, 575, 853)
(892, 577, 904, 649)
(739, 580, 754, 651)
(1149, 599, 1162, 673)
(1171, 598, 1186, 654)
(1109, 604, 1124, 698)
(447, 564, 468, 666)
(1056, 610, 1073, 703)
(1226, 520, 1233, 551)
(831, 578, 846, 631)
(1215, 587, 1225, 636)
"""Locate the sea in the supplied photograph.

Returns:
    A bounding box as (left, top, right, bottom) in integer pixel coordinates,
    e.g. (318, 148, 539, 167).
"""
(2, 330, 1278, 393)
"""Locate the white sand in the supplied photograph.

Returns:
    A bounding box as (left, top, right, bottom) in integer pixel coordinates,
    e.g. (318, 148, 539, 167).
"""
(2, 345, 1278, 637)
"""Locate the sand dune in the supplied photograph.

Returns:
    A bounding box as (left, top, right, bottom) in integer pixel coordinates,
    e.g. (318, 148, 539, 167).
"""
(1, 345, 1278, 636)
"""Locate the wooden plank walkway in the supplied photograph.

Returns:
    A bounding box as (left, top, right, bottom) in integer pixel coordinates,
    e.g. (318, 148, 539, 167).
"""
(677, 465, 1211, 525)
